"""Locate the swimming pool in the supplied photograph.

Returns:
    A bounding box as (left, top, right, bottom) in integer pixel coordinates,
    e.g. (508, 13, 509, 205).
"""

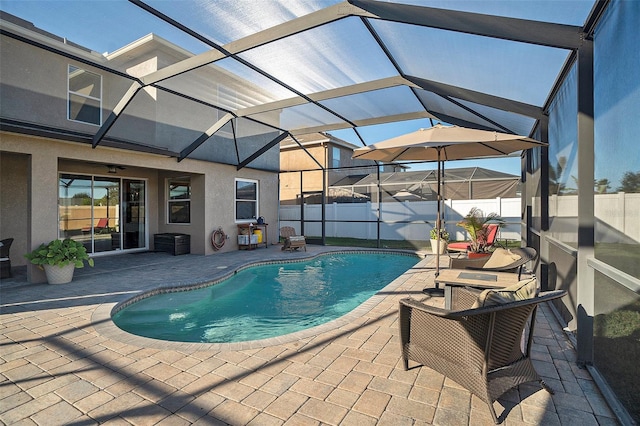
(112, 252, 418, 343)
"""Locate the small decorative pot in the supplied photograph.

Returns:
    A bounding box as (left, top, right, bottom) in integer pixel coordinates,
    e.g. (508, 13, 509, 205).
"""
(43, 263, 75, 284)
(430, 239, 446, 254)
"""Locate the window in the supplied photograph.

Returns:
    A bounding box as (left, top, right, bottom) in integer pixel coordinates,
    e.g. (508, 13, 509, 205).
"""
(167, 178, 190, 224)
(68, 65, 102, 125)
(332, 146, 341, 168)
(235, 179, 258, 221)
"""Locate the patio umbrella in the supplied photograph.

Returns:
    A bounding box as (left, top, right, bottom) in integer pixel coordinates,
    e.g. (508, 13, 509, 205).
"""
(352, 124, 547, 280)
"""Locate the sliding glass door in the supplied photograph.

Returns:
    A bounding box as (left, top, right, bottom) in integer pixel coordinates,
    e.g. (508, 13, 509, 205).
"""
(58, 173, 146, 254)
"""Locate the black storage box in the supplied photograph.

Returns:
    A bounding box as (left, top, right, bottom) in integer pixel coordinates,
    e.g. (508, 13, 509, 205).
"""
(154, 233, 190, 255)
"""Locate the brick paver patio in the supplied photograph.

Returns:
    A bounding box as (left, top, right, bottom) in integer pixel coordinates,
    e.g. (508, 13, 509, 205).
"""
(0, 246, 618, 425)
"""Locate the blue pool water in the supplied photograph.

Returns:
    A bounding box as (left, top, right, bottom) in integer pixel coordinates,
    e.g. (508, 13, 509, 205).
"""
(112, 252, 418, 343)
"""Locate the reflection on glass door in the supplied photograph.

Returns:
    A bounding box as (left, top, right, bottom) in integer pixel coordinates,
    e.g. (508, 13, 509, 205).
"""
(123, 180, 145, 250)
(93, 177, 120, 253)
(59, 174, 92, 251)
(58, 174, 146, 254)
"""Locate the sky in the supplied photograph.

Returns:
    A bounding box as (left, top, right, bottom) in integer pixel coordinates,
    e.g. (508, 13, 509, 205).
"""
(1, 0, 579, 178)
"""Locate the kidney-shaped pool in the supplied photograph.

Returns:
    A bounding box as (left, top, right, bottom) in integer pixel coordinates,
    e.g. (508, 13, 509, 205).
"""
(112, 252, 418, 343)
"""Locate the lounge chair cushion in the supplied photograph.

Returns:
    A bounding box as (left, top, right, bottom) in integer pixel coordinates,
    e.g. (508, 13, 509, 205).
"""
(482, 248, 522, 269)
(473, 277, 538, 308)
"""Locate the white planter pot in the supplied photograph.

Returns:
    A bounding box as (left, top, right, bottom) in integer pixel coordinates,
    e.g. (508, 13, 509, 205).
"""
(430, 239, 446, 254)
(43, 263, 76, 284)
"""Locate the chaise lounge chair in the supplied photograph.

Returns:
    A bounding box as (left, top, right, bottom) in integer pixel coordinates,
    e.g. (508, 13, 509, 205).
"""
(82, 218, 109, 233)
(450, 246, 538, 279)
(447, 223, 500, 254)
(399, 279, 567, 423)
(280, 226, 306, 252)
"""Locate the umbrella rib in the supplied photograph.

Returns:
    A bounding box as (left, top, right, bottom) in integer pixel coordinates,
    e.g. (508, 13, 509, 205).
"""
(477, 141, 512, 156)
(390, 147, 411, 162)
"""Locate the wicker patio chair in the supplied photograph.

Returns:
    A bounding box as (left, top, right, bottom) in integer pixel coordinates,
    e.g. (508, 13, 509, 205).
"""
(280, 226, 306, 252)
(399, 284, 566, 424)
(450, 247, 538, 279)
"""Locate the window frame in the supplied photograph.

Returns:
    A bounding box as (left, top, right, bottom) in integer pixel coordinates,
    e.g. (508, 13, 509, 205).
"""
(235, 178, 259, 223)
(67, 65, 102, 126)
(332, 146, 341, 168)
(167, 178, 191, 225)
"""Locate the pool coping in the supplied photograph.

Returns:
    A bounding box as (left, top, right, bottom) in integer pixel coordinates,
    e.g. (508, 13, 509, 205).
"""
(92, 249, 425, 351)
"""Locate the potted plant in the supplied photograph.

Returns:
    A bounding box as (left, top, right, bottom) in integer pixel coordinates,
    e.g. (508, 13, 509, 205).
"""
(25, 238, 94, 284)
(456, 208, 504, 258)
(429, 227, 449, 254)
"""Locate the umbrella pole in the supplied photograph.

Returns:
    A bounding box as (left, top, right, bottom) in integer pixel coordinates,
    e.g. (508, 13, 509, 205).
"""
(436, 148, 441, 277)
(424, 148, 445, 297)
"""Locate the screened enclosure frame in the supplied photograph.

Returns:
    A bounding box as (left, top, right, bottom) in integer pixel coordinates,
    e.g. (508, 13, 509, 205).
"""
(87, 0, 603, 168)
(3, 1, 606, 173)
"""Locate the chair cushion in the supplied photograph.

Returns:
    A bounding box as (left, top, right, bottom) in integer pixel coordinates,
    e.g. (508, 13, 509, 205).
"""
(447, 242, 470, 251)
(472, 277, 538, 308)
(482, 248, 522, 269)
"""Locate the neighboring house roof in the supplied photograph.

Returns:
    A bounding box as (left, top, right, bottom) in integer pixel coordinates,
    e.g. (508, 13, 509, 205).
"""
(280, 132, 359, 151)
(332, 167, 520, 201)
(335, 167, 517, 186)
(331, 174, 369, 186)
(280, 131, 406, 171)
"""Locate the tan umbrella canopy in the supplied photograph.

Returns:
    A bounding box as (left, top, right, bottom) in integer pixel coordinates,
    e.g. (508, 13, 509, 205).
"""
(352, 124, 547, 280)
(352, 124, 545, 162)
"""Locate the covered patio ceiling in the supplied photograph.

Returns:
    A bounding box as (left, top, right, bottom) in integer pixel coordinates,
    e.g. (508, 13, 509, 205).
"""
(3, 0, 603, 169)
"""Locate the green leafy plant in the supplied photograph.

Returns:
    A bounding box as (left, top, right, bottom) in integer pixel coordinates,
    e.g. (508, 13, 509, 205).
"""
(456, 207, 504, 253)
(25, 238, 94, 269)
(430, 227, 449, 241)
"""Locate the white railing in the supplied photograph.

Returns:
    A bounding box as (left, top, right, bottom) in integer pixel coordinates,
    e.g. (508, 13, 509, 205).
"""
(280, 197, 522, 242)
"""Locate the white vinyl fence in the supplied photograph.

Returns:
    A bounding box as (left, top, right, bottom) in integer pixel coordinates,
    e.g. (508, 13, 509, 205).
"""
(545, 192, 640, 244)
(280, 197, 522, 242)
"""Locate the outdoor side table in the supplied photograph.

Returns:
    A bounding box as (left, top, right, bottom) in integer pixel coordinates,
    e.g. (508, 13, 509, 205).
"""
(435, 269, 534, 309)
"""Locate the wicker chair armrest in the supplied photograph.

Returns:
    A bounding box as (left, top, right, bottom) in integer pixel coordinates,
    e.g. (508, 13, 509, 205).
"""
(399, 297, 479, 319)
(400, 290, 567, 319)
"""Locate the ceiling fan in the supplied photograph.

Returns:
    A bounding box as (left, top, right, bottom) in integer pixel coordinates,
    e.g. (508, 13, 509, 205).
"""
(106, 165, 126, 174)
(87, 162, 126, 173)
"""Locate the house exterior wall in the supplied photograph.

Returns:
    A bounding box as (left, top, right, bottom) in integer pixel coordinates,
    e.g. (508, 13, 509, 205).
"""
(280, 140, 385, 205)
(0, 152, 29, 264)
(281, 144, 326, 171)
(281, 144, 325, 205)
(1, 131, 279, 282)
(0, 22, 279, 283)
(0, 33, 131, 135)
